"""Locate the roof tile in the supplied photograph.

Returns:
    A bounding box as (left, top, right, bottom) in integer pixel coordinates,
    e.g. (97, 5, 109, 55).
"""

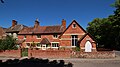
(18, 25, 64, 34)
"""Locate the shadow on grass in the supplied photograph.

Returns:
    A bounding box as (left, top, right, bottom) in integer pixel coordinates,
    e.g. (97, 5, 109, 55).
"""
(0, 57, 73, 67)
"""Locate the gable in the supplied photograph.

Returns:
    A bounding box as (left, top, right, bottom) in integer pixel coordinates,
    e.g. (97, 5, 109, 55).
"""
(60, 20, 86, 37)
(78, 33, 96, 48)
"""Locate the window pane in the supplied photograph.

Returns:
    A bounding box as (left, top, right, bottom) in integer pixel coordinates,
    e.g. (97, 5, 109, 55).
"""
(37, 35, 41, 38)
(24, 35, 26, 38)
(26, 43, 30, 46)
(37, 43, 40, 46)
(75, 35, 78, 38)
(52, 43, 59, 47)
(73, 24, 76, 28)
(53, 35, 58, 38)
(71, 35, 78, 46)
(72, 39, 74, 46)
(57, 43, 59, 47)
(75, 39, 78, 46)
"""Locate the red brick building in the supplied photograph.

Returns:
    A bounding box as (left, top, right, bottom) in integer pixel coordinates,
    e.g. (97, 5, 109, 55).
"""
(18, 19, 96, 52)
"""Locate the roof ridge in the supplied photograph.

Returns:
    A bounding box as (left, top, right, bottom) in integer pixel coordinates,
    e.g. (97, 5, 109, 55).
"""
(51, 25, 61, 26)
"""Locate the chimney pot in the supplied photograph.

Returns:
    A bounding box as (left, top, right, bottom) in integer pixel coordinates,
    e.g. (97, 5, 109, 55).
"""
(34, 18, 40, 28)
(12, 20, 17, 27)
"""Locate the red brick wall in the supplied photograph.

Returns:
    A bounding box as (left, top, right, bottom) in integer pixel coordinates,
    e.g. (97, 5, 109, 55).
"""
(18, 34, 60, 48)
(60, 40, 71, 46)
(0, 49, 115, 59)
(28, 49, 72, 58)
(0, 49, 21, 58)
(18, 35, 60, 42)
(28, 49, 115, 59)
(18, 35, 24, 39)
(60, 22, 86, 47)
(64, 22, 85, 34)
(79, 34, 96, 52)
(80, 35, 96, 48)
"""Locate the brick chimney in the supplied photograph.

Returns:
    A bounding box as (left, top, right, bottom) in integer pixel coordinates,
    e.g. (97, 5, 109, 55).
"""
(12, 20, 17, 27)
(34, 18, 40, 28)
(62, 19, 66, 30)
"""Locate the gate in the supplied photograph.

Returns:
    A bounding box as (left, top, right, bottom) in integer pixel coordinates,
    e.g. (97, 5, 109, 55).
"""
(21, 48, 28, 57)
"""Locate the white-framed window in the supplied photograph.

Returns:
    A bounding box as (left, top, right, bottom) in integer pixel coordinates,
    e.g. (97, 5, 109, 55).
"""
(53, 34, 58, 38)
(36, 34, 41, 38)
(52, 43, 59, 48)
(71, 35, 78, 46)
(72, 24, 76, 28)
(37, 43, 41, 46)
(26, 43, 30, 48)
(36, 43, 41, 48)
(24, 35, 26, 39)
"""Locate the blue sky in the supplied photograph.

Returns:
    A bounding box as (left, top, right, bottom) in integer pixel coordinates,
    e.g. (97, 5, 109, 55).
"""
(0, 0, 115, 29)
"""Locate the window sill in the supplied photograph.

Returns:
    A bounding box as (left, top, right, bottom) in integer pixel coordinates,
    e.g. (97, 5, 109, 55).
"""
(51, 47, 58, 48)
(71, 46, 76, 47)
(36, 38, 41, 39)
(53, 38, 58, 39)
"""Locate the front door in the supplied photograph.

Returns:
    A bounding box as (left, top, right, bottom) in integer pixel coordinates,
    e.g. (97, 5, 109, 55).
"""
(85, 41, 92, 52)
(42, 44, 46, 50)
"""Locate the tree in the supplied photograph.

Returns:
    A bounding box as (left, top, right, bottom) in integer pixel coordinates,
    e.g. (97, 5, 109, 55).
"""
(87, 18, 113, 48)
(0, 35, 18, 50)
(110, 0, 120, 50)
(87, 0, 120, 50)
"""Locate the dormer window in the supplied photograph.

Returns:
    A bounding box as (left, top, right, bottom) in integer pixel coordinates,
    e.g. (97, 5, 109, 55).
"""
(73, 24, 76, 28)
(53, 34, 58, 38)
(37, 34, 41, 38)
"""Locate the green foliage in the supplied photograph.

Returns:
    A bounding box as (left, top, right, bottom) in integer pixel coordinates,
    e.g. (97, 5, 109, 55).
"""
(59, 47, 65, 50)
(87, 18, 113, 48)
(21, 48, 28, 57)
(87, 0, 120, 50)
(75, 46, 80, 51)
(72, 46, 80, 51)
(0, 35, 18, 50)
(111, 0, 120, 8)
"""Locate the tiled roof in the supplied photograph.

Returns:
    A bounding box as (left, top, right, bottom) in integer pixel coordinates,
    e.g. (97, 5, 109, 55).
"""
(18, 25, 64, 34)
(78, 33, 97, 43)
(40, 38, 50, 44)
(6, 25, 27, 33)
(16, 39, 25, 44)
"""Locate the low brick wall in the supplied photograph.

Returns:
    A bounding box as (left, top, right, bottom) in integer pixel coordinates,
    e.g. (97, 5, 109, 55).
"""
(72, 51, 115, 58)
(0, 49, 21, 58)
(28, 49, 72, 58)
(0, 49, 115, 59)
